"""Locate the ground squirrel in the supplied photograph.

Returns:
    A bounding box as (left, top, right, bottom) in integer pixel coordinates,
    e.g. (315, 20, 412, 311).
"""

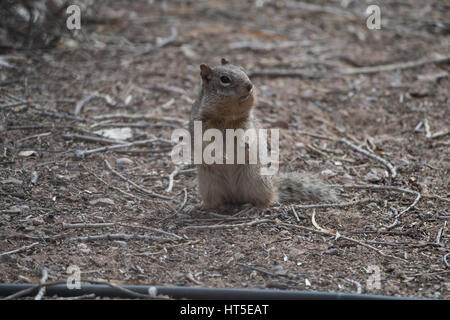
(190, 58, 336, 209)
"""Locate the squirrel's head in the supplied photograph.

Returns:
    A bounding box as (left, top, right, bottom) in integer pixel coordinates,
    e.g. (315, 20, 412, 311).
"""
(199, 58, 255, 120)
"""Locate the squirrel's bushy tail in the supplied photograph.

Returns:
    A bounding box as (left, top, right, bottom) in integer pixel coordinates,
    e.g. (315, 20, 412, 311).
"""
(274, 172, 337, 203)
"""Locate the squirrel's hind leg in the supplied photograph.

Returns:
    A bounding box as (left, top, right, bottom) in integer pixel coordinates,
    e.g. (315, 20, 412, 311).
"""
(197, 167, 230, 209)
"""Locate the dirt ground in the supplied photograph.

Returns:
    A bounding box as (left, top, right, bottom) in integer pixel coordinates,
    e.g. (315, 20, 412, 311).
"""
(0, 0, 449, 299)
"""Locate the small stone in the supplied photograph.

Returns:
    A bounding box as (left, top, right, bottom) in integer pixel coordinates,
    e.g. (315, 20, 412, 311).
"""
(78, 243, 91, 254)
(18, 150, 38, 157)
(114, 241, 127, 247)
(56, 173, 80, 181)
(0, 253, 16, 263)
(24, 225, 35, 231)
(180, 44, 197, 58)
(30, 216, 45, 226)
(321, 169, 336, 177)
(1, 177, 23, 185)
(364, 169, 382, 182)
(324, 248, 339, 255)
(342, 173, 353, 180)
(1, 206, 22, 214)
(94, 128, 132, 140)
(30, 171, 38, 184)
(89, 198, 115, 206)
(116, 158, 134, 168)
(86, 187, 97, 193)
(75, 150, 85, 159)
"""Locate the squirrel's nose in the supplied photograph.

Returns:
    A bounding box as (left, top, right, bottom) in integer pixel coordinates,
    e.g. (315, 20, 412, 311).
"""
(246, 83, 253, 92)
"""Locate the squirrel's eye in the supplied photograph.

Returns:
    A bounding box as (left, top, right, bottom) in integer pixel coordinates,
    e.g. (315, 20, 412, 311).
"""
(220, 76, 231, 85)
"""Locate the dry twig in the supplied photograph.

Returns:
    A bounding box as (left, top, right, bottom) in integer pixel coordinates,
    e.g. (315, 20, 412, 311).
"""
(279, 222, 405, 261)
(118, 223, 183, 240)
(293, 197, 382, 210)
(67, 233, 173, 243)
(158, 188, 189, 223)
(4, 281, 67, 300)
(74, 92, 98, 116)
(104, 160, 173, 200)
(75, 138, 165, 158)
(63, 133, 126, 145)
(298, 132, 397, 178)
(0, 242, 39, 259)
(249, 53, 450, 79)
(338, 53, 450, 76)
(330, 184, 421, 229)
(62, 222, 115, 229)
(34, 268, 48, 300)
(93, 113, 187, 125)
(184, 218, 271, 230)
(166, 166, 182, 192)
(443, 253, 450, 269)
(82, 164, 150, 202)
(338, 138, 397, 178)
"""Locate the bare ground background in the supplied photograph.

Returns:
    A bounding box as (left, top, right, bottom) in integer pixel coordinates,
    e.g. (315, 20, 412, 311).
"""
(0, 0, 449, 299)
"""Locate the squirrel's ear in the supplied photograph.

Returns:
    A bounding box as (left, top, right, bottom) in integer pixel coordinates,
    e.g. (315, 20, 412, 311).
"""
(200, 64, 212, 81)
(221, 58, 229, 65)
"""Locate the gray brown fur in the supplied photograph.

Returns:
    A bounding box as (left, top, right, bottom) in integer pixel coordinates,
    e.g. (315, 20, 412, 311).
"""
(190, 59, 335, 209)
